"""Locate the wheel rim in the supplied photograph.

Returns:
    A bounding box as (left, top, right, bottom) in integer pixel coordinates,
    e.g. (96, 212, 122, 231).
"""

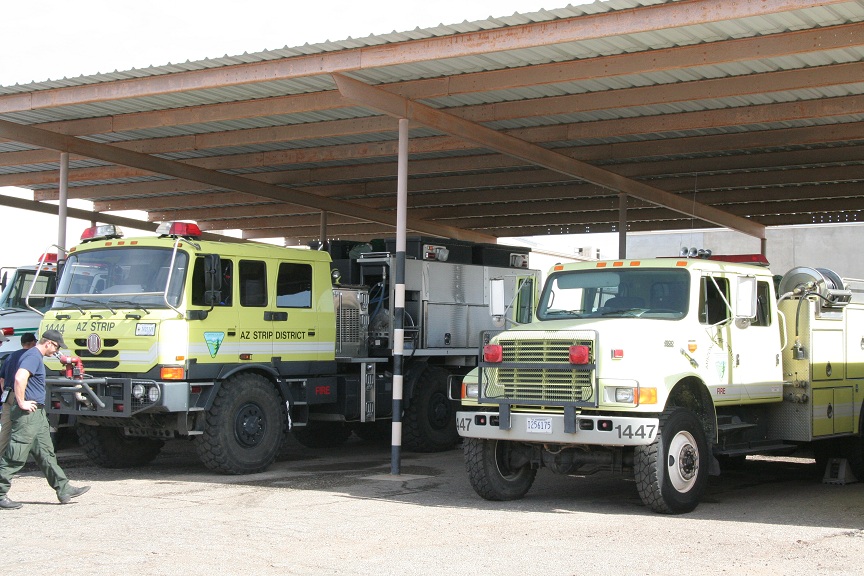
(493, 440, 523, 480)
(426, 391, 452, 431)
(667, 430, 699, 493)
(234, 402, 266, 447)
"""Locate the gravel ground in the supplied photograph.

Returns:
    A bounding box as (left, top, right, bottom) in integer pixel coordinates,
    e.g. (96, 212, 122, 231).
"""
(3, 435, 863, 576)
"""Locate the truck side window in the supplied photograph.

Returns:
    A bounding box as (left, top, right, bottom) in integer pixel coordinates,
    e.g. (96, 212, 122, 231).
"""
(277, 263, 312, 308)
(239, 260, 267, 307)
(191, 258, 233, 306)
(751, 280, 772, 327)
(699, 277, 729, 325)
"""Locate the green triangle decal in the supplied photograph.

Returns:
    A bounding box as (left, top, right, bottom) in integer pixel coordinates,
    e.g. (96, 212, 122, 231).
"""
(203, 332, 225, 358)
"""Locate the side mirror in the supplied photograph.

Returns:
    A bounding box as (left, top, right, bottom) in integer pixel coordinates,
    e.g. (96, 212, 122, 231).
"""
(489, 278, 506, 318)
(735, 276, 757, 319)
(203, 254, 222, 306)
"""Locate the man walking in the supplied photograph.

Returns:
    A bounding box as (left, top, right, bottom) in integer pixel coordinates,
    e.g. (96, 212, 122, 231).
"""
(0, 330, 89, 510)
(0, 332, 38, 455)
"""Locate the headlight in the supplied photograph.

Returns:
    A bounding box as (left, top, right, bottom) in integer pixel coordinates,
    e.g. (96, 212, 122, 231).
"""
(615, 388, 635, 403)
(147, 386, 161, 403)
(132, 383, 145, 399)
(463, 382, 479, 399)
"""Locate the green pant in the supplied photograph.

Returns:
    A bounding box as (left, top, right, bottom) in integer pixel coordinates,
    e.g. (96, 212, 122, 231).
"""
(0, 405, 69, 499)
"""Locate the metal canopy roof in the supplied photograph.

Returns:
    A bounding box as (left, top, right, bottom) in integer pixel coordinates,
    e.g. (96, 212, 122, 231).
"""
(0, 0, 862, 245)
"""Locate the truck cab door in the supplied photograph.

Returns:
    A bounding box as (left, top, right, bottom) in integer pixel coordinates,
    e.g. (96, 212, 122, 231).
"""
(728, 277, 783, 400)
(237, 259, 273, 361)
(698, 275, 736, 401)
(189, 256, 239, 366)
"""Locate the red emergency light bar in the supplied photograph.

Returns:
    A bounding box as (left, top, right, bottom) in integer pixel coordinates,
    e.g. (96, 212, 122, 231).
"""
(708, 254, 770, 265)
(81, 224, 124, 242)
(156, 221, 202, 238)
(37, 252, 58, 264)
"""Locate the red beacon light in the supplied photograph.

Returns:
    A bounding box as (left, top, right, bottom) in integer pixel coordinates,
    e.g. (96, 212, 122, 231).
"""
(80, 224, 124, 242)
(156, 221, 202, 239)
(483, 344, 503, 363)
(37, 252, 58, 265)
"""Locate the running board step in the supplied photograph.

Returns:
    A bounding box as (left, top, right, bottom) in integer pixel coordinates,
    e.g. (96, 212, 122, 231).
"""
(714, 443, 796, 457)
(717, 422, 757, 433)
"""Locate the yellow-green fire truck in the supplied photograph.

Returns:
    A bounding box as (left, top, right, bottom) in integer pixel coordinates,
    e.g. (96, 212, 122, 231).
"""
(41, 222, 537, 474)
(455, 254, 864, 513)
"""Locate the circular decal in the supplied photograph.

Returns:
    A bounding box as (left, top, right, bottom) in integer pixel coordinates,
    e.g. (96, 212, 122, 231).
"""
(87, 333, 102, 355)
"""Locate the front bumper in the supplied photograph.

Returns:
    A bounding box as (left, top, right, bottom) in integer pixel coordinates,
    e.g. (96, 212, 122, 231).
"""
(456, 410, 659, 446)
(47, 377, 190, 417)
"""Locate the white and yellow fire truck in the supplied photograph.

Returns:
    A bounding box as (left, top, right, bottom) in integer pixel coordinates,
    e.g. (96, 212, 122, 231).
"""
(39, 222, 537, 474)
(0, 255, 58, 360)
(455, 253, 864, 513)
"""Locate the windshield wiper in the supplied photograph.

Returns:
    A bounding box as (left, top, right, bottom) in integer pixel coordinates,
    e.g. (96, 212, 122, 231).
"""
(78, 299, 117, 315)
(544, 309, 585, 318)
(108, 300, 151, 315)
(55, 299, 88, 315)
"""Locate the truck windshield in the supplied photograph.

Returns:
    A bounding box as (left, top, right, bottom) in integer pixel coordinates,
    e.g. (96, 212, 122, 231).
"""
(0, 269, 56, 312)
(53, 247, 188, 310)
(537, 268, 690, 320)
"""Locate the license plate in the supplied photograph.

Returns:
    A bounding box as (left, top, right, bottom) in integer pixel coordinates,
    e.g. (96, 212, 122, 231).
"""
(526, 417, 552, 434)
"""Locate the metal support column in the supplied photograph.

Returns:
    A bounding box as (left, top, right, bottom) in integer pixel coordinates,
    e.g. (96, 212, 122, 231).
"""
(618, 193, 627, 260)
(58, 152, 69, 257)
(391, 118, 409, 475)
(319, 211, 328, 248)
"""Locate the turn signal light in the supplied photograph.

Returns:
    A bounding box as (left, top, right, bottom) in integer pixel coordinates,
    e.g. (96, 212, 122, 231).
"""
(569, 345, 590, 364)
(160, 366, 185, 380)
(483, 344, 503, 363)
(639, 388, 658, 404)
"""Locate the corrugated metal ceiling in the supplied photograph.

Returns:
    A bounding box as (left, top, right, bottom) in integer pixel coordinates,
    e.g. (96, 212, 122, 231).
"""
(0, 0, 863, 243)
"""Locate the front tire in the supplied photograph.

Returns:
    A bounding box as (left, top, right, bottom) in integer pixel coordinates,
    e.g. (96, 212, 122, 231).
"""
(635, 407, 708, 514)
(464, 438, 536, 501)
(195, 373, 285, 474)
(78, 425, 163, 468)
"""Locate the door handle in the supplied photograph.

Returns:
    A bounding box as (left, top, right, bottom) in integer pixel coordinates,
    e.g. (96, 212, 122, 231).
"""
(264, 311, 288, 321)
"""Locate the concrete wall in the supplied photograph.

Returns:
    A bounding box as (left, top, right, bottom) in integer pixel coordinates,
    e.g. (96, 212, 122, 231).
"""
(626, 224, 864, 280)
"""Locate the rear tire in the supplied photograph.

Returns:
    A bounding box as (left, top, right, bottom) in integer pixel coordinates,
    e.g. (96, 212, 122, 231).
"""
(78, 425, 163, 468)
(195, 373, 285, 474)
(403, 365, 458, 452)
(635, 407, 708, 514)
(464, 438, 536, 501)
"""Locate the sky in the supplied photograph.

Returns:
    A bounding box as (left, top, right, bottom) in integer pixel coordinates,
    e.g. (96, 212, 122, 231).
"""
(0, 0, 613, 268)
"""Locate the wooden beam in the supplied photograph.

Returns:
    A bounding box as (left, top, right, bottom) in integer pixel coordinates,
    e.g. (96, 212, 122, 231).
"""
(0, 195, 232, 241)
(0, 119, 495, 243)
(8, 59, 862, 167)
(333, 74, 766, 239)
(7, 91, 861, 189)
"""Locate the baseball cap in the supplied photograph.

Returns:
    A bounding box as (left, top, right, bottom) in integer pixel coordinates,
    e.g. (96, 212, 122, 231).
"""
(20, 333, 37, 345)
(41, 329, 67, 349)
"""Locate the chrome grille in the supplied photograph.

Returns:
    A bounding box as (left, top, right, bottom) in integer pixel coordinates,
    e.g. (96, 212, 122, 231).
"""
(337, 307, 362, 344)
(482, 330, 596, 406)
